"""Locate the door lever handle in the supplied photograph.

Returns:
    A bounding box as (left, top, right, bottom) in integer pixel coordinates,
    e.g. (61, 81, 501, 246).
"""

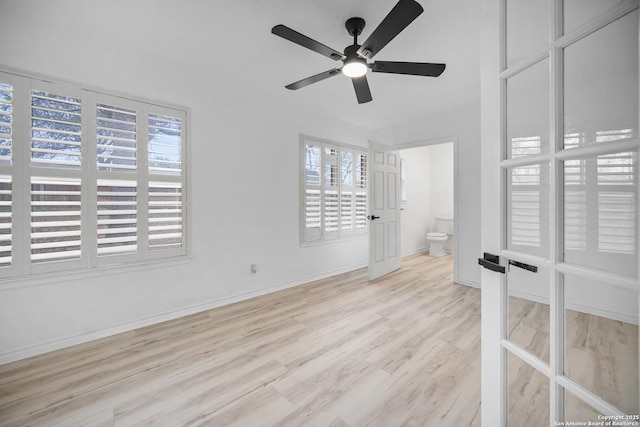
(367, 215, 380, 220)
(478, 252, 506, 274)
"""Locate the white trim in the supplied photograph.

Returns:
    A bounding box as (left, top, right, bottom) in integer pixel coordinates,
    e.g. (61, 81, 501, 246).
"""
(501, 249, 551, 269)
(556, 262, 639, 292)
(500, 49, 551, 80)
(502, 339, 551, 378)
(0, 255, 192, 292)
(556, 0, 639, 49)
(556, 375, 629, 417)
(555, 138, 640, 160)
(0, 260, 366, 365)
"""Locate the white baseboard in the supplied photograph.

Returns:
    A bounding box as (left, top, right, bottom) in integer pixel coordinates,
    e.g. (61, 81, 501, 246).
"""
(401, 247, 428, 257)
(455, 279, 480, 289)
(0, 262, 367, 365)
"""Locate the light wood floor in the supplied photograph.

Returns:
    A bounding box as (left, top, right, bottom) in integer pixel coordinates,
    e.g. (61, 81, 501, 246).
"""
(507, 298, 639, 423)
(0, 253, 483, 427)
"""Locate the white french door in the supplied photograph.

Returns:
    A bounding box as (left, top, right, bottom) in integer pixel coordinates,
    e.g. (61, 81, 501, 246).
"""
(481, 0, 640, 425)
(368, 141, 401, 281)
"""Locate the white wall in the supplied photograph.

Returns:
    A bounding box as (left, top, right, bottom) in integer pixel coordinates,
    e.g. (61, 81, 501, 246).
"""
(400, 146, 431, 255)
(0, 1, 481, 363)
(0, 3, 378, 363)
(375, 106, 481, 287)
(400, 143, 454, 256)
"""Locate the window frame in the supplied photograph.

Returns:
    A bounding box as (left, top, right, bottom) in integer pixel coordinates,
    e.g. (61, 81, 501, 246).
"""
(300, 135, 367, 245)
(0, 68, 190, 283)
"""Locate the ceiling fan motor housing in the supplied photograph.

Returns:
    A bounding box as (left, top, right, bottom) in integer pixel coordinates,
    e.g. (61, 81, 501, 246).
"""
(343, 44, 362, 59)
(345, 17, 365, 37)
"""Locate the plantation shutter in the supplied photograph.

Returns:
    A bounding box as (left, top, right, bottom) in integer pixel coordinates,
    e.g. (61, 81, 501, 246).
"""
(97, 179, 138, 256)
(148, 113, 182, 175)
(597, 151, 635, 254)
(29, 82, 84, 270)
(323, 145, 339, 239)
(301, 137, 367, 243)
(0, 82, 13, 167)
(30, 90, 82, 169)
(564, 157, 587, 251)
(508, 164, 543, 250)
(340, 150, 354, 235)
(95, 97, 139, 260)
(147, 110, 185, 255)
(303, 143, 321, 242)
(30, 177, 82, 263)
(355, 152, 367, 231)
(0, 70, 188, 279)
(96, 103, 137, 172)
(0, 77, 14, 274)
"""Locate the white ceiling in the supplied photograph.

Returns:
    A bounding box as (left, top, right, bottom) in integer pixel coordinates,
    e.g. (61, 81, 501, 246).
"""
(152, 0, 482, 131)
(19, 0, 480, 131)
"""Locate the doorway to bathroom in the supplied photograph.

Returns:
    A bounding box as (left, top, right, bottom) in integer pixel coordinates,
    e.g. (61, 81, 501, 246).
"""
(397, 137, 459, 282)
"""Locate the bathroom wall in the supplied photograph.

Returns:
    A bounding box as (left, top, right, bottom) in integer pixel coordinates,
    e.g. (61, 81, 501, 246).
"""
(400, 143, 454, 256)
(400, 146, 432, 255)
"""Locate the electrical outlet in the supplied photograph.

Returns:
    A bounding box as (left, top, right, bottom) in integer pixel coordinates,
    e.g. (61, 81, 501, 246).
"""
(251, 264, 257, 274)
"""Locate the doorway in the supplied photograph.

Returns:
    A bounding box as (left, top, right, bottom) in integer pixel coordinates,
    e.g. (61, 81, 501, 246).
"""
(397, 137, 459, 283)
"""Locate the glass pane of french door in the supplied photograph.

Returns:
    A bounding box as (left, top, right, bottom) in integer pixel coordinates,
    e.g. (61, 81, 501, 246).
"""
(506, 59, 550, 159)
(508, 264, 550, 364)
(564, 274, 639, 415)
(563, 9, 639, 151)
(505, 0, 549, 66)
(508, 351, 550, 426)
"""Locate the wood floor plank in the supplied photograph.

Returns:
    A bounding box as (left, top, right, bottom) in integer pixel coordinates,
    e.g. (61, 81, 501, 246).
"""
(0, 253, 487, 426)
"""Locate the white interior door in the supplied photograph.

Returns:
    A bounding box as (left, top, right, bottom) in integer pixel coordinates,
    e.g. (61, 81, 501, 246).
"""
(368, 141, 401, 281)
(481, 0, 640, 425)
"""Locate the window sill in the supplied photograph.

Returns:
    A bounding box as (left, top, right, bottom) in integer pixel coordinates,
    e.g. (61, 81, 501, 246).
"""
(0, 255, 193, 292)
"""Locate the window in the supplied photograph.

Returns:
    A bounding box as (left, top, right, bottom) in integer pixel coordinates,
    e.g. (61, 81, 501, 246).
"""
(301, 136, 367, 243)
(0, 70, 188, 280)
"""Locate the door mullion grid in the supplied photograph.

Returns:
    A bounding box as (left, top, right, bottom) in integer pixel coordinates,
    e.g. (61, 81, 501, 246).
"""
(550, 0, 562, 423)
(498, 0, 508, 415)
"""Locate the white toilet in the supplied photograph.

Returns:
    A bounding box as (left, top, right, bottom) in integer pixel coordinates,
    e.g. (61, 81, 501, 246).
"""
(426, 216, 454, 257)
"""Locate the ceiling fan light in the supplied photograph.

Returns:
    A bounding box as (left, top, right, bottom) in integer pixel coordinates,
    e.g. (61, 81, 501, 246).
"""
(342, 59, 367, 77)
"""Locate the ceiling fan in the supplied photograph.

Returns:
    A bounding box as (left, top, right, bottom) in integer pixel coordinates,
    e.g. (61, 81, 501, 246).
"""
(271, 0, 446, 104)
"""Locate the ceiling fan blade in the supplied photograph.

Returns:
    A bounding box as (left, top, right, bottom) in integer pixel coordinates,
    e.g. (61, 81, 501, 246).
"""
(272, 25, 345, 61)
(352, 75, 373, 104)
(357, 0, 423, 59)
(285, 68, 342, 90)
(371, 61, 446, 77)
